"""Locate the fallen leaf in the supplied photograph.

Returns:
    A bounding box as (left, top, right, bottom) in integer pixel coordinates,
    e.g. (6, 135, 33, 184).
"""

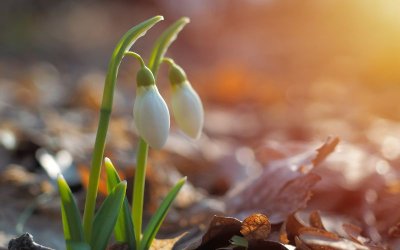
(282, 211, 386, 250)
(197, 216, 242, 250)
(311, 137, 340, 167)
(342, 223, 363, 243)
(388, 222, 400, 238)
(225, 137, 338, 223)
(298, 230, 369, 250)
(150, 233, 186, 250)
(309, 211, 325, 230)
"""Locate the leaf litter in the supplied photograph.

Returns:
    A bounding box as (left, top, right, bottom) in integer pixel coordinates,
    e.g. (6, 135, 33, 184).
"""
(2, 12, 400, 248)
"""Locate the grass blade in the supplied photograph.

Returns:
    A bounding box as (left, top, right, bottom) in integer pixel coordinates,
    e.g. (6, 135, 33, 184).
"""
(105, 158, 136, 249)
(148, 17, 190, 75)
(57, 175, 85, 250)
(90, 181, 127, 250)
(140, 177, 186, 250)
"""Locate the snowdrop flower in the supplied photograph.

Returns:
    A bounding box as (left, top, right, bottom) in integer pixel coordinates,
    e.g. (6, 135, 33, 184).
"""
(169, 63, 204, 139)
(133, 67, 170, 149)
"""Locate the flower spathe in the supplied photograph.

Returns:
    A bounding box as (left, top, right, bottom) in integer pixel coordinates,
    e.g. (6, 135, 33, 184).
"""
(171, 81, 204, 139)
(133, 85, 170, 149)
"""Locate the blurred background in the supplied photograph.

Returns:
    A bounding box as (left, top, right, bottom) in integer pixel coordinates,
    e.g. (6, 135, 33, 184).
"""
(2, 0, 400, 141)
(1, 0, 400, 249)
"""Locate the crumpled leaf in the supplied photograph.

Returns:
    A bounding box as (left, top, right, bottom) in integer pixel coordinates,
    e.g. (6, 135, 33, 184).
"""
(181, 213, 293, 250)
(342, 223, 366, 244)
(192, 215, 242, 250)
(281, 211, 386, 250)
(308, 211, 325, 230)
(225, 137, 339, 223)
(298, 230, 368, 250)
(149, 233, 187, 250)
(311, 137, 340, 168)
(388, 222, 400, 238)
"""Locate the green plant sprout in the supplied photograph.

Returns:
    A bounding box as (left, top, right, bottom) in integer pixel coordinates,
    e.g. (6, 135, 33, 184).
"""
(57, 15, 204, 250)
(229, 236, 249, 249)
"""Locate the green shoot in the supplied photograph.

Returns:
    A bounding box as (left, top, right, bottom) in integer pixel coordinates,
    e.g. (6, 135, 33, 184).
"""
(90, 181, 127, 250)
(140, 177, 186, 250)
(105, 158, 136, 249)
(57, 175, 85, 250)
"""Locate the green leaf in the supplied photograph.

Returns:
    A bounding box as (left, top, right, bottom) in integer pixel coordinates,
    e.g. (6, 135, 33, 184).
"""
(66, 241, 91, 250)
(105, 158, 136, 249)
(83, 15, 164, 240)
(90, 181, 127, 250)
(140, 177, 186, 250)
(148, 17, 190, 75)
(230, 235, 248, 248)
(101, 15, 164, 109)
(57, 175, 85, 250)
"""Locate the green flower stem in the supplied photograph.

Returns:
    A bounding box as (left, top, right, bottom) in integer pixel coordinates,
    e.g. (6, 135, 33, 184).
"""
(125, 51, 146, 68)
(131, 17, 190, 249)
(148, 17, 190, 76)
(161, 57, 175, 66)
(132, 138, 148, 248)
(82, 15, 163, 242)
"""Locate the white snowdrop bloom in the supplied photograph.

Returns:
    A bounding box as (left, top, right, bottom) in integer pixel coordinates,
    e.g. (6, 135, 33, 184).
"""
(171, 81, 204, 139)
(133, 85, 170, 149)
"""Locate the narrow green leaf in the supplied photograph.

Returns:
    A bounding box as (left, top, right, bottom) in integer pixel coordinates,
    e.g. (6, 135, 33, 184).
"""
(140, 177, 186, 250)
(148, 17, 190, 75)
(90, 181, 127, 250)
(66, 241, 91, 250)
(105, 158, 136, 249)
(57, 175, 85, 250)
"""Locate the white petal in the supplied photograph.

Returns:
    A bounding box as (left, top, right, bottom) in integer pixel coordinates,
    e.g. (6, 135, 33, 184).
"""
(133, 86, 170, 149)
(171, 82, 204, 139)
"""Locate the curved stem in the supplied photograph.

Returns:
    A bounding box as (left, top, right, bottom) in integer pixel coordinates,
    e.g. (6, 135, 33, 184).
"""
(132, 138, 148, 249)
(125, 51, 146, 68)
(132, 17, 190, 249)
(82, 15, 163, 242)
(162, 57, 175, 67)
(148, 17, 190, 76)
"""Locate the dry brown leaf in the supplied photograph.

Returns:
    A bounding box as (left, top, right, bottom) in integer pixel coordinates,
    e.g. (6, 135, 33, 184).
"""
(299, 227, 340, 240)
(282, 211, 387, 250)
(309, 211, 326, 230)
(188, 216, 242, 250)
(284, 213, 311, 244)
(295, 236, 313, 250)
(388, 222, 400, 238)
(299, 231, 369, 250)
(311, 137, 340, 167)
(149, 233, 186, 250)
(240, 213, 271, 240)
(342, 223, 363, 243)
(225, 137, 338, 223)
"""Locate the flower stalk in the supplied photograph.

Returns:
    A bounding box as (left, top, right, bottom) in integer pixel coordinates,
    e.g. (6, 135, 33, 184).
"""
(132, 138, 148, 248)
(82, 16, 164, 242)
(58, 15, 196, 250)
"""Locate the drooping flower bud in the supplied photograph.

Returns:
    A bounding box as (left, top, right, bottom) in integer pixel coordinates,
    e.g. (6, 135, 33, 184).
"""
(133, 67, 170, 149)
(169, 63, 204, 139)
